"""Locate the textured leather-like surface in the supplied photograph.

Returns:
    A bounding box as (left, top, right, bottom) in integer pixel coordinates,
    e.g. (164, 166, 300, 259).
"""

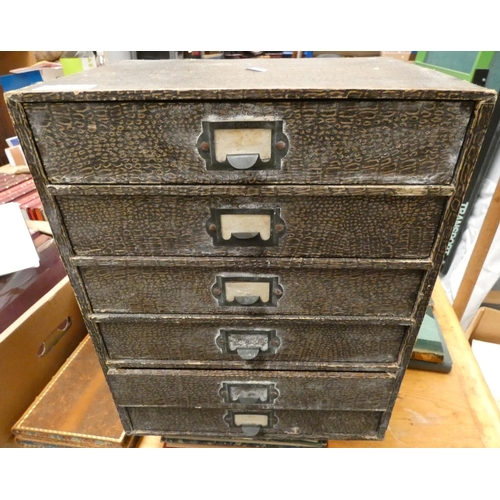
(6, 59, 495, 440)
(99, 318, 406, 365)
(26, 100, 471, 185)
(80, 264, 424, 316)
(108, 368, 395, 410)
(127, 406, 383, 440)
(57, 191, 446, 259)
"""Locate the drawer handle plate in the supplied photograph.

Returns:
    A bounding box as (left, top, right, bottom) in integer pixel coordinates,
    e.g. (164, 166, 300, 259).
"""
(224, 411, 278, 436)
(219, 382, 279, 405)
(207, 208, 286, 247)
(197, 120, 289, 171)
(216, 329, 281, 359)
(212, 275, 283, 307)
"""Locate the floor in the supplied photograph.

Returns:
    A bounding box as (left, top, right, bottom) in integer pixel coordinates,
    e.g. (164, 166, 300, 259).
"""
(471, 340, 500, 407)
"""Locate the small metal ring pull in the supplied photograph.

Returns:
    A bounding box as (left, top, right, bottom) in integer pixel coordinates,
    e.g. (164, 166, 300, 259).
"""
(234, 295, 260, 306)
(236, 348, 261, 360)
(226, 154, 260, 170)
(241, 426, 261, 437)
(232, 232, 260, 240)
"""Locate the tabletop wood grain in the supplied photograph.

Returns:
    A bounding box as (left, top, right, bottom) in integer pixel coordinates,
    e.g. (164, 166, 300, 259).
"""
(327, 278, 500, 448)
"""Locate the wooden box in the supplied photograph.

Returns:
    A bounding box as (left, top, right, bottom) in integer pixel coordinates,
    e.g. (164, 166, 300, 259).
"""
(5, 58, 495, 441)
(12, 336, 136, 448)
(0, 278, 87, 445)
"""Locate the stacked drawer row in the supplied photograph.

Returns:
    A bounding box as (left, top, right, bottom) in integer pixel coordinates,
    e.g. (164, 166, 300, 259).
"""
(8, 76, 494, 441)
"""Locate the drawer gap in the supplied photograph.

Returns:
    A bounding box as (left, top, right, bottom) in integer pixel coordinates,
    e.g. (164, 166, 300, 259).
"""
(106, 359, 400, 373)
(47, 184, 455, 197)
(90, 313, 416, 325)
(73, 255, 433, 270)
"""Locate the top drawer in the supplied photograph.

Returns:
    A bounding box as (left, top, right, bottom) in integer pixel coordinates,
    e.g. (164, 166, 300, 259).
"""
(25, 100, 472, 185)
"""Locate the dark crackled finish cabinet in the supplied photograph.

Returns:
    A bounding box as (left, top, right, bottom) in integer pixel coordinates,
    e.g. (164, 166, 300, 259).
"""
(6, 58, 495, 441)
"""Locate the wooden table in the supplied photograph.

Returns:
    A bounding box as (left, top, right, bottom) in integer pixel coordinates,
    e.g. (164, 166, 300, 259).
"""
(328, 279, 500, 447)
(139, 279, 500, 448)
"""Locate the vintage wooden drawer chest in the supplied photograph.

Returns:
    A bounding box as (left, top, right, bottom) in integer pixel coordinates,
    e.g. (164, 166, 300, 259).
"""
(6, 57, 495, 441)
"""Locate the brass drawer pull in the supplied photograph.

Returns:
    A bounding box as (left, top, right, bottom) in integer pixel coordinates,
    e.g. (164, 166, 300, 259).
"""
(206, 208, 286, 247)
(197, 120, 289, 171)
(216, 329, 281, 360)
(212, 275, 283, 307)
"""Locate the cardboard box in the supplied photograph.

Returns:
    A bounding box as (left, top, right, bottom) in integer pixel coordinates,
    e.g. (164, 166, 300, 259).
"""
(0, 277, 87, 446)
(4, 144, 27, 167)
(0, 235, 66, 329)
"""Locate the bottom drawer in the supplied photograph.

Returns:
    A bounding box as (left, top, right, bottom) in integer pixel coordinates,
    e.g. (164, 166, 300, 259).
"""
(125, 407, 383, 440)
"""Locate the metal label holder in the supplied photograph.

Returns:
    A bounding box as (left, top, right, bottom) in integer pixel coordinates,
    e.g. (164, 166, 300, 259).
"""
(197, 120, 289, 171)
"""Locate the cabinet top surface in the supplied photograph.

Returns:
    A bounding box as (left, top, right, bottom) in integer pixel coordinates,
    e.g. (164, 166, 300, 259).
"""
(6, 58, 496, 102)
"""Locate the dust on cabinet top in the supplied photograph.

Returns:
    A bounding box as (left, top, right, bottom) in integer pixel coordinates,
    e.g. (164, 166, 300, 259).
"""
(5, 57, 497, 103)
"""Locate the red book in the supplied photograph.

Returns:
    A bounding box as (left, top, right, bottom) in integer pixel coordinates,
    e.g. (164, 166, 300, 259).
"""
(15, 191, 40, 221)
(32, 198, 45, 221)
(30, 197, 44, 222)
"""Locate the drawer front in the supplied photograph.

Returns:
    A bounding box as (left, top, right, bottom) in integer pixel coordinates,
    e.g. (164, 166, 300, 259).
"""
(108, 369, 395, 411)
(79, 263, 424, 316)
(126, 407, 382, 440)
(99, 317, 407, 366)
(26, 100, 472, 185)
(57, 191, 446, 259)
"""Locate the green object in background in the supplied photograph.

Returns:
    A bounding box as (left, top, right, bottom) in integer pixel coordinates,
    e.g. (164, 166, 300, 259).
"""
(413, 308, 445, 361)
(60, 57, 97, 76)
(415, 51, 495, 83)
(485, 52, 500, 91)
(409, 306, 453, 373)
